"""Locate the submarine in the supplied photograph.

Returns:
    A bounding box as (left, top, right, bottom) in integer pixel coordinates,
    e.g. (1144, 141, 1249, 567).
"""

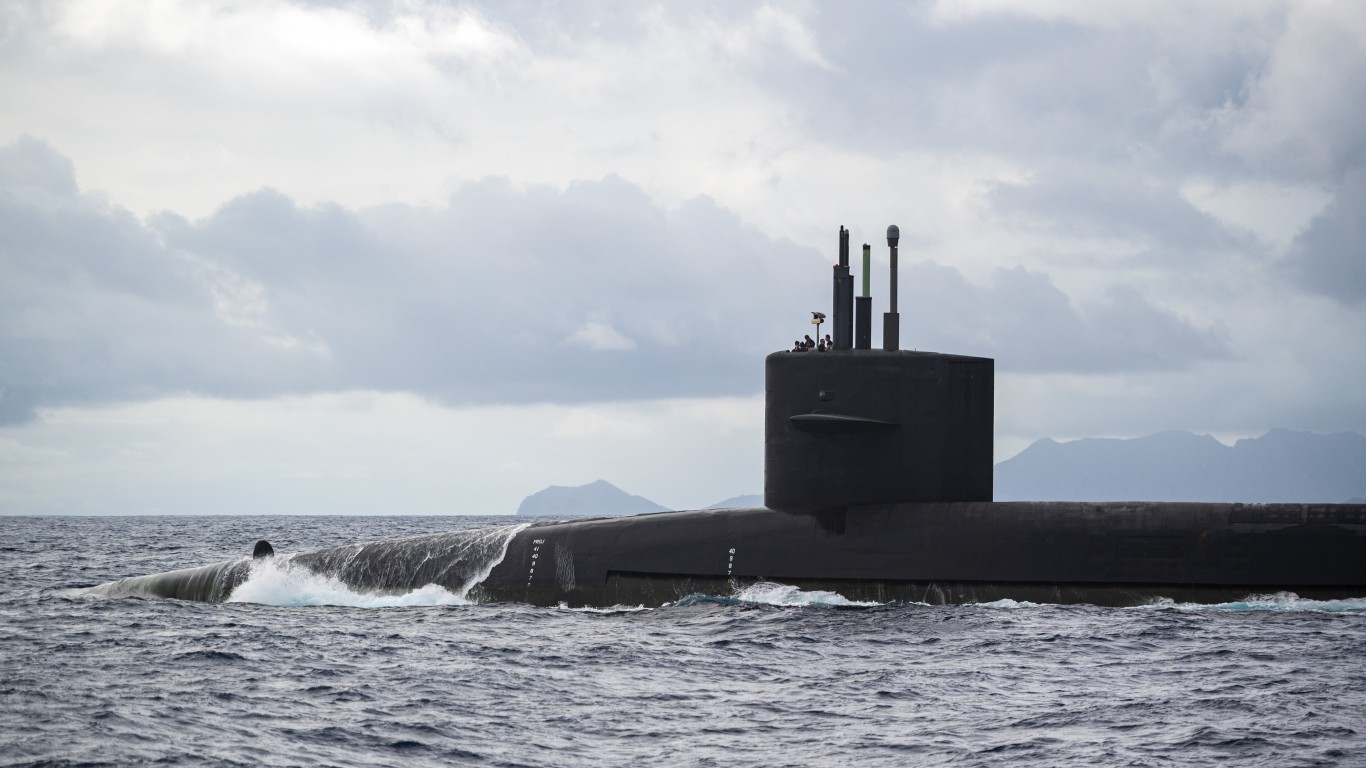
(99, 226, 1366, 607)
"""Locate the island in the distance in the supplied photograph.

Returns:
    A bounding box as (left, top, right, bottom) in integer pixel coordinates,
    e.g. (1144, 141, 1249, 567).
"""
(515, 479, 670, 517)
(514, 481, 763, 517)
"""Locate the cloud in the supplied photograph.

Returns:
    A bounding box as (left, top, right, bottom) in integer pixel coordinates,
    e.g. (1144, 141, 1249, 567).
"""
(786, 5, 1239, 161)
(0, 2, 831, 219)
(986, 167, 1251, 253)
(1217, 3, 1366, 180)
(567, 316, 636, 352)
(0, 134, 78, 202)
(773, 2, 1366, 196)
(1287, 166, 1366, 306)
(906, 263, 1227, 373)
(0, 139, 814, 422)
(1, 138, 1240, 425)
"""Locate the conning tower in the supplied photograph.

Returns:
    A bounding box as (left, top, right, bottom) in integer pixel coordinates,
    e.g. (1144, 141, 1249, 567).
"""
(765, 226, 994, 511)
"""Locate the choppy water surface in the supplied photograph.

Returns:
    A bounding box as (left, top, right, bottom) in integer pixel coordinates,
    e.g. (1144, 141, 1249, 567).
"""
(3, 515, 1364, 767)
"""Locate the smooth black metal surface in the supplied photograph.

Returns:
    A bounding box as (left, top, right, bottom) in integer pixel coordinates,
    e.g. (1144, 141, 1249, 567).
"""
(856, 241, 872, 349)
(481, 501, 1366, 607)
(832, 227, 854, 350)
(789, 412, 898, 434)
(883, 225, 900, 351)
(855, 296, 872, 349)
(833, 267, 853, 350)
(765, 349, 993, 510)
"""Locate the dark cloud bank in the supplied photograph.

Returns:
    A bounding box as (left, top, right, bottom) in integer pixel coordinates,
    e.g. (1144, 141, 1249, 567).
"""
(2, 136, 1236, 423)
(1289, 168, 1366, 306)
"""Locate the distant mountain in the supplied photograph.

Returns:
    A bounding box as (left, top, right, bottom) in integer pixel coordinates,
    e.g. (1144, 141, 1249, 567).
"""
(517, 428, 1365, 513)
(516, 479, 671, 517)
(706, 494, 763, 509)
(995, 429, 1366, 503)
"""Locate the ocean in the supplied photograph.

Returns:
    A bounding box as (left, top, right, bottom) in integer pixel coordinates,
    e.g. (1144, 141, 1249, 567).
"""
(3, 514, 1364, 767)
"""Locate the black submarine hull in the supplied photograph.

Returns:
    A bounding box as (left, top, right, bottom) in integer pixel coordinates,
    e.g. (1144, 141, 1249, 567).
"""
(99, 501, 1366, 607)
(486, 502, 1366, 607)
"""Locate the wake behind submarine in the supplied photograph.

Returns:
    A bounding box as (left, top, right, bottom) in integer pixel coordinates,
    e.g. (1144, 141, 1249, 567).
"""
(102, 226, 1366, 607)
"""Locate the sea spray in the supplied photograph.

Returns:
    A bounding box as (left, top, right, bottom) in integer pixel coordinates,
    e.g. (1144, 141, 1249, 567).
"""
(225, 523, 529, 607)
(1134, 591, 1366, 614)
(663, 581, 885, 608)
(733, 581, 883, 607)
(226, 557, 470, 607)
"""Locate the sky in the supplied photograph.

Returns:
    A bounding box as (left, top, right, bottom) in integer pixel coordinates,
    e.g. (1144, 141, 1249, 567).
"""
(2, 0, 1364, 515)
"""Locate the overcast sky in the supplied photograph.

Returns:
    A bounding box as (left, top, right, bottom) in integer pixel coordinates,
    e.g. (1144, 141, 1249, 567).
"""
(3, 0, 1364, 515)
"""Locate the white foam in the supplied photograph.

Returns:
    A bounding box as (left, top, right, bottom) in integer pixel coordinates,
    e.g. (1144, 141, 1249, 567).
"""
(556, 602, 650, 613)
(1136, 591, 1366, 614)
(226, 557, 470, 607)
(226, 523, 529, 608)
(732, 581, 882, 607)
(972, 598, 1042, 609)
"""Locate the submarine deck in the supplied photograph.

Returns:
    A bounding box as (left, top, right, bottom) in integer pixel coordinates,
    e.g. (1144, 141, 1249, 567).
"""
(480, 501, 1366, 607)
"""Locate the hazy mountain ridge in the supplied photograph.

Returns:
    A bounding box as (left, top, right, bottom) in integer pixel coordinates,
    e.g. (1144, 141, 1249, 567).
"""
(523, 429, 1364, 514)
(996, 429, 1366, 502)
(704, 494, 763, 509)
(516, 484, 765, 517)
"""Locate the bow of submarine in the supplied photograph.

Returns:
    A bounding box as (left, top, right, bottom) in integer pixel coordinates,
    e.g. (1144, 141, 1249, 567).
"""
(93, 559, 252, 602)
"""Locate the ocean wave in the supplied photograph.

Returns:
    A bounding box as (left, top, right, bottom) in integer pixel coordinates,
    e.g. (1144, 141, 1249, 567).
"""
(663, 581, 882, 608)
(970, 598, 1045, 609)
(1135, 591, 1366, 613)
(225, 557, 471, 608)
(555, 602, 651, 613)
(733, 581, 882, 607)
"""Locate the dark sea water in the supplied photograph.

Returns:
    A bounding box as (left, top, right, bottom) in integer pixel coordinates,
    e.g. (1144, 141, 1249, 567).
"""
(3, 515, 1365, 767)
